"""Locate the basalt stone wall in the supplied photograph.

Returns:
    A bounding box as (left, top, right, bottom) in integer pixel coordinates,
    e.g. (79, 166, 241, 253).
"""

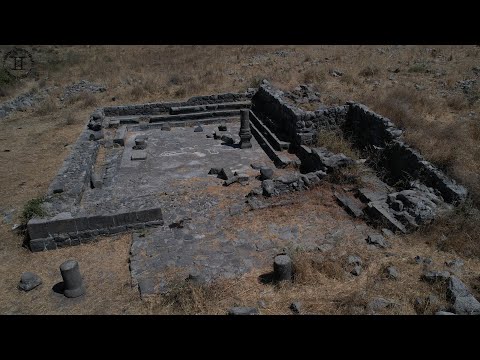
(27, 120, 165, 252)
(381, 141, 468, 204)
(103, 92, 253, 117)
(28, 208, 163, 252)
(344, 102, 467, 204)
(251, 81, 347, 146)
(343, 103, 404, 148)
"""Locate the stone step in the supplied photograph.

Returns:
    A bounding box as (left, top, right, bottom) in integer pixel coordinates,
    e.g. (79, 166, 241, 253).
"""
(169, 101, 251, 115)
(129, 116, 239, 131)
(334, 191, 364, 218)
(249, 111, 290, 151)
(250, 121, 296, 169)
(149, 109, 241, 123)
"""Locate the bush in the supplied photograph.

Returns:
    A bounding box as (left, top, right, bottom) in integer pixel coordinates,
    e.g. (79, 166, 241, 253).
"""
(22, 197, 46, 223)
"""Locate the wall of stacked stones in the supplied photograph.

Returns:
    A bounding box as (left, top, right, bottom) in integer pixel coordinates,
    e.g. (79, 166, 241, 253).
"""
(344, 103, 467, 204)
(103, 92, 253, 117)
(27, 119, 164, 252)
(251, 81, 347, 146)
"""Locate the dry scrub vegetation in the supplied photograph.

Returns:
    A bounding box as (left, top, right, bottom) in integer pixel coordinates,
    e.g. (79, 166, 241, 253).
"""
(0, 45, 479, 314)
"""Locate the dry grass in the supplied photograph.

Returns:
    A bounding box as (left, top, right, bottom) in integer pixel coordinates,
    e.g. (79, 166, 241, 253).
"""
(141, 228, 476, 315)
(446, 94, 468, 110)
(409, 201, 480, 259)
(64, 111, 76, 125)
(35, 95, 58, 116)
(362, 87, 480, 205)
(316, 129, 360, 159)
(1, 45, 480, 315)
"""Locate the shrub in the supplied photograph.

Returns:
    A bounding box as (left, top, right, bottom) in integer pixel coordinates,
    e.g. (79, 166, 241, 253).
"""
(22, 197, 46, 223)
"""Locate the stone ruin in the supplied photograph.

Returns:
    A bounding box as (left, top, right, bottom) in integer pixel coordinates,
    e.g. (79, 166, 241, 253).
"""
(26, 79, 468, 297)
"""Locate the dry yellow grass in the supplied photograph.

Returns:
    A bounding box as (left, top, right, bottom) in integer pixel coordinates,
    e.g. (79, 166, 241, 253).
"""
(1, 45, 479, 315)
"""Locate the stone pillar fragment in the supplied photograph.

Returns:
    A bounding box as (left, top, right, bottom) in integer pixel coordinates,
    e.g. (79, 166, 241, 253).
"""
(60, 260, 85, 298)
(238, 109, 252, 149)
(274, 254, 292, 282)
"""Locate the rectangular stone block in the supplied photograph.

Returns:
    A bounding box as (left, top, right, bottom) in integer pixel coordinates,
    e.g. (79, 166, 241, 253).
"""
(27, 218, 49, 240)
(87, 214, 115, 230)
(131, 150, 147, 161)
(113, 126, 127, 146)
(136, 207, 163, 222)
(45, 217, 77, 235)
(367, 202, 407, 234)
(30, 239, 47, 252)
(74, 216, 90, 232)
(358, 188, 387, 203)
(44, 239, 57, 250)
(108, 119, 120, 128)
(334, 192, 364, 218)
(109, 225, 127, 234)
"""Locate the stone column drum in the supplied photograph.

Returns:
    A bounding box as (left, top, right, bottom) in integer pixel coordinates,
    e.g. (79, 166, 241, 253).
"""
(60, 260, 86, 298)
(274, 254, 292, 282)
(238, 109, 252, 149)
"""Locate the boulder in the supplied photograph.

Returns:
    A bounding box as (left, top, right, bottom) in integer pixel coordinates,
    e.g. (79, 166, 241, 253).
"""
(446, 276, 480, 315)
(422, 270, 451, 284)
(218, 168, 234, 181)
(385, 266, 399, 279)
(18, 272, 42, 291)
(259, 167, 274, 180)
(290, 302, 302, 314)
(366, 234, 388, 248)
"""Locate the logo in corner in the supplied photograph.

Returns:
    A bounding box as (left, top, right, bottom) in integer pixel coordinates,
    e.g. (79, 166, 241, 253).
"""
(3, 47, 34, 78)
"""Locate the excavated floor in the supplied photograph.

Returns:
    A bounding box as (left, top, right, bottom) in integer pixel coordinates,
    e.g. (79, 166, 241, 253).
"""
(110, 122, 374, 296)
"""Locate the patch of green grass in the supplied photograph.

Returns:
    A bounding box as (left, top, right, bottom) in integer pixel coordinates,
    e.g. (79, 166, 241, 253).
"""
(22, 197, 46, 223)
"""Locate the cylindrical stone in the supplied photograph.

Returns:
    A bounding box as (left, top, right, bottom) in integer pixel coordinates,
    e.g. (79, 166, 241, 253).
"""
(135, 138, 146, 146)
(273, 254, 292, 282)
(60, 260, 85, 298)
(240, 109, 250, 131)
(239, 109, 252, 149)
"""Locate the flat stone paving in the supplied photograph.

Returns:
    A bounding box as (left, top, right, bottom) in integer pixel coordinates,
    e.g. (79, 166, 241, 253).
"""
(74, 120, 374, 297)
(131, 188, 373, 295)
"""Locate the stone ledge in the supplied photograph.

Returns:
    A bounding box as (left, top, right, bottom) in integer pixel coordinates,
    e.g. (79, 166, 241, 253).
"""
(28, 207, 163, 252)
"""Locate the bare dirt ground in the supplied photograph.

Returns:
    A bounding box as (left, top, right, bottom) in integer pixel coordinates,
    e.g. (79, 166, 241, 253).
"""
(1, 45, 479, 314)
